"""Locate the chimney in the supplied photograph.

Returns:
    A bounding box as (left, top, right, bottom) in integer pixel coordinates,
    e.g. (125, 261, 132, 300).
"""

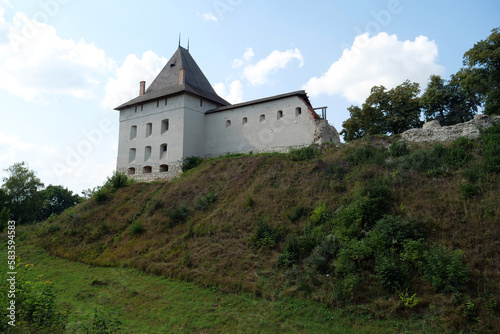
(139, 81, 146, 96)
(179, 68, 185, 85)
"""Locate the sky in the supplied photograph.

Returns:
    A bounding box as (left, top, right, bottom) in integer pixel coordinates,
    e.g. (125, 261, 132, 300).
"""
(0, 0, 498, 195)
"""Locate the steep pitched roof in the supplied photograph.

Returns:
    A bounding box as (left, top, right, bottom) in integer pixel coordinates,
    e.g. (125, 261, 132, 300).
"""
(115, 46, 229, 110)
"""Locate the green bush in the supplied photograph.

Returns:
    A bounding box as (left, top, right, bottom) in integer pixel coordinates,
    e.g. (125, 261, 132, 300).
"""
(277, 234, 300, 268)
(389, 141, 410, 157)
(305, 234, 339, 274)
(310, 202, 330, 226)
(368, 215, 425, 252)
(249, 219, 281, 249)
(106, 172, 130, 190)
(375, 254, 402, 292)
(47, 225, 61, 234)
(345, 143, 388, 166)
(166, 203, 189, 227)
(422, 246, 469, 293)
(397, 146, 447, 176)
(460, 182, 480, 199)
(80, 307, 122, 334)
(480, 122, 500, 172)
(194, 190, 217, 210)
(463, 165, 483, 183)
(289, 145, 320, 161)
(93, 186, 110, 203)
(130, 221, 145, 235)
(446, 146, 470, 169)
(182, 156, 204, 172)
(325, 163, 346, 179)
(285, 205, 309, 223)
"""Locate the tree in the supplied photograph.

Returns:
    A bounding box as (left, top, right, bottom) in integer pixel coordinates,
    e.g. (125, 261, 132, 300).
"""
(0, 207, 10, 232)
(1, 162, 44, 223)
(420, 72, 482, 126)
(341, 81, 422, 141)
(37, 185, 82, 221)
(463, 27, 500, 115)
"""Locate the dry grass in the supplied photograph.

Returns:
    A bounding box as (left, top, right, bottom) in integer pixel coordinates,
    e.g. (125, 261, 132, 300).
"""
(28, 138, 500, 332)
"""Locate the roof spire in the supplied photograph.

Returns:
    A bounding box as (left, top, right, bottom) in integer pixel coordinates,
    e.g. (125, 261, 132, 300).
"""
(178, 33, 181, 47)
(187, 38, 190, 52)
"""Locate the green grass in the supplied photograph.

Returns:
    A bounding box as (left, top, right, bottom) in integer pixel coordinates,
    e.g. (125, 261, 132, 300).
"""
(8, 245, 424, 333)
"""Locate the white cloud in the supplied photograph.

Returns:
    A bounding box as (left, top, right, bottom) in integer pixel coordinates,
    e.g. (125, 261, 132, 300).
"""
(244, 48, 304, 85)
(232, 47, 254, 68)
(203, 12, 218, 22)
(213, 80, 243, 104)
(101, 51, 167, 109)
(0, 12, 115, 103)
(303, 32, 445, 104)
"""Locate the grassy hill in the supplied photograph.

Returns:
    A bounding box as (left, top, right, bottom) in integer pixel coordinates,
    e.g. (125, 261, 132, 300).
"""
(22, 123, 500, 332)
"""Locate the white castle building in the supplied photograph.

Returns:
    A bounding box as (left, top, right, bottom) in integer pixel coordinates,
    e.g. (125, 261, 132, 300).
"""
(115, 46, 340, 181)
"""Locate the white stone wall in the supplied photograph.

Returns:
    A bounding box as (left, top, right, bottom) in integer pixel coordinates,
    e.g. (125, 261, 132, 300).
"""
(204, 95, 320, 157)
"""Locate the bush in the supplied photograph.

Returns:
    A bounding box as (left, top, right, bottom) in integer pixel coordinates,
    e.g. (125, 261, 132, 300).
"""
(375, 254, 402, 292)
(397, 147, 447, 176)
(305, 234, 339, 274)
(130, 221, 145, 235)
(194, 190, 217, 210)
(310, 202, 330, 226)
(277, 234, 300, 268)
(286, 205, 309, 223)
(106, 172, 130, 190)
(368, 215, 425, 252)
(422, 246, 469, 293)
(80, 307, 122, 334)
(460, 182, 480, 199)
(93, 186, 110, 203)
(481, 122, 500, 172)
(345, 143, 388, 166)
(289, 145, 320, 161)
(249, 219, 281, 249)
(182, 156, 204, 172)
(390, 141, 410, 157)
(166, 204, 190, 228)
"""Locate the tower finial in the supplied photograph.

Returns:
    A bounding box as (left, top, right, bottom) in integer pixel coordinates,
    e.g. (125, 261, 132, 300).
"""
(178, 33, 181, 47)
(187, 38, 189, 52)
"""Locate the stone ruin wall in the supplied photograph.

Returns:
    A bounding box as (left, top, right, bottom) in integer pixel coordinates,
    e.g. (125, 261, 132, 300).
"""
(400, 114, 500, 143)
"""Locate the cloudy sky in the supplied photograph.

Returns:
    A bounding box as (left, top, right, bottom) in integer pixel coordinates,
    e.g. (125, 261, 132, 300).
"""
(0, 0, 498, 194)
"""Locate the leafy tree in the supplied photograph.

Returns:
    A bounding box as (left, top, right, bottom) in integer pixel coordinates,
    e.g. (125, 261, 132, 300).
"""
(0, 207, 10, 231)
(1, 162, 44, 223)
(38, 185, 82, 221)
(420, 75, 450, 124)
(463, 27, 500, 115)
(341, 81, 422, 141)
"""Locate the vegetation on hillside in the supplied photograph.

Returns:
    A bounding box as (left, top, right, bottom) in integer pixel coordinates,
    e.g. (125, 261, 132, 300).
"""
(341, 27, 500, 141)
(22, 122, 500, 333)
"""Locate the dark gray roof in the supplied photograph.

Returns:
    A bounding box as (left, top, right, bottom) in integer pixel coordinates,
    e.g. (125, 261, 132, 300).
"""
(205, 90, 315, 114)
(115, 46, 230, 110)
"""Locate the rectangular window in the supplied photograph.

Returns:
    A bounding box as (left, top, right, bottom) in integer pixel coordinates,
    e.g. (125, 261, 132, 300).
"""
(129, 148, 136, 163)
(161, 119, 169, 134)
(160, 144, 168, 159)
(144, 146, 151, 161)
(130, 125, 137, 140)
(146, 123, 152, 137)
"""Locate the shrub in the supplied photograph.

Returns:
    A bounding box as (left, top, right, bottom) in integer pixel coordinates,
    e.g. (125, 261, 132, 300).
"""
(480, 122, 500, 172)
(106, 172, 130, 190)
(305, 234, 339, 274)
(375, 254, 402, 292)
(422, 246, 469, 293)
(245, 195, 255, 209)
(397, 147, 447, 176)
(47, 225, 61, 234)
(389, 141, 410, 157)
(325, 163, 346, 179)
(249, 219, 280, 249)
(446, 146, 470, 168)
(182, 156, 204, 172)
(194, 190, 217, 210)
(310, 202, 330, 226)
(277, 234, 300, 268)
(93, 186, 110, 203)
(166, 203, 189, 227)
(368, 215, 425, 253)
(80, 307, 122, 334)
(345, 143, 388, 166)
(460, 182, 480, 199)
(399, 291, 422, 309)
(286, 205, 309, 223)
(130, 221, 145, 235)
(463, 165, 483, 183)
(289, 145, 320, 161)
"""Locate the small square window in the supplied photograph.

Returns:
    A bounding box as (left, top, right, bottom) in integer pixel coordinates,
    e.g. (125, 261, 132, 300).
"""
(260, 114, 265, 123)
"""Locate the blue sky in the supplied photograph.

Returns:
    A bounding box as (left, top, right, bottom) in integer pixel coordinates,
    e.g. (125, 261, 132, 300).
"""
(0, 0, 498, 194)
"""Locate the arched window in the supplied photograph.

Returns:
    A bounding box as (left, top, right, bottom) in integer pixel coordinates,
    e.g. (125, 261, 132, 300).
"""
(130, 125, 137, 140)
(226, 120, 231, 128)
(160, 144, 168, 159)
(129, 148, 136, 163)
(144, 146, 151, 161)
(242, 117, 248, 125)
(161, 119, 169, 134)
(146, 123, 152, 137)
(277, 110, 283, 120)
(295, 107, 302, 117)
(260, 114, 265, 123)
(143, 166, 152, 173)
(128, 167, 136, 175)
(160, 164, 169, 172)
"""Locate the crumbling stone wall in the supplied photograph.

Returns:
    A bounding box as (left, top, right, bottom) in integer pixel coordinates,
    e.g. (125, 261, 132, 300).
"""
(400, 114, 500, 143)
(314, 119, 341, 145)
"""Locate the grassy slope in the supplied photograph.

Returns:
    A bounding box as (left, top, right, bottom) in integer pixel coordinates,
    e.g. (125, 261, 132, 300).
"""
(9, 245, 415, 333)
(28, 134, 500, 332)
